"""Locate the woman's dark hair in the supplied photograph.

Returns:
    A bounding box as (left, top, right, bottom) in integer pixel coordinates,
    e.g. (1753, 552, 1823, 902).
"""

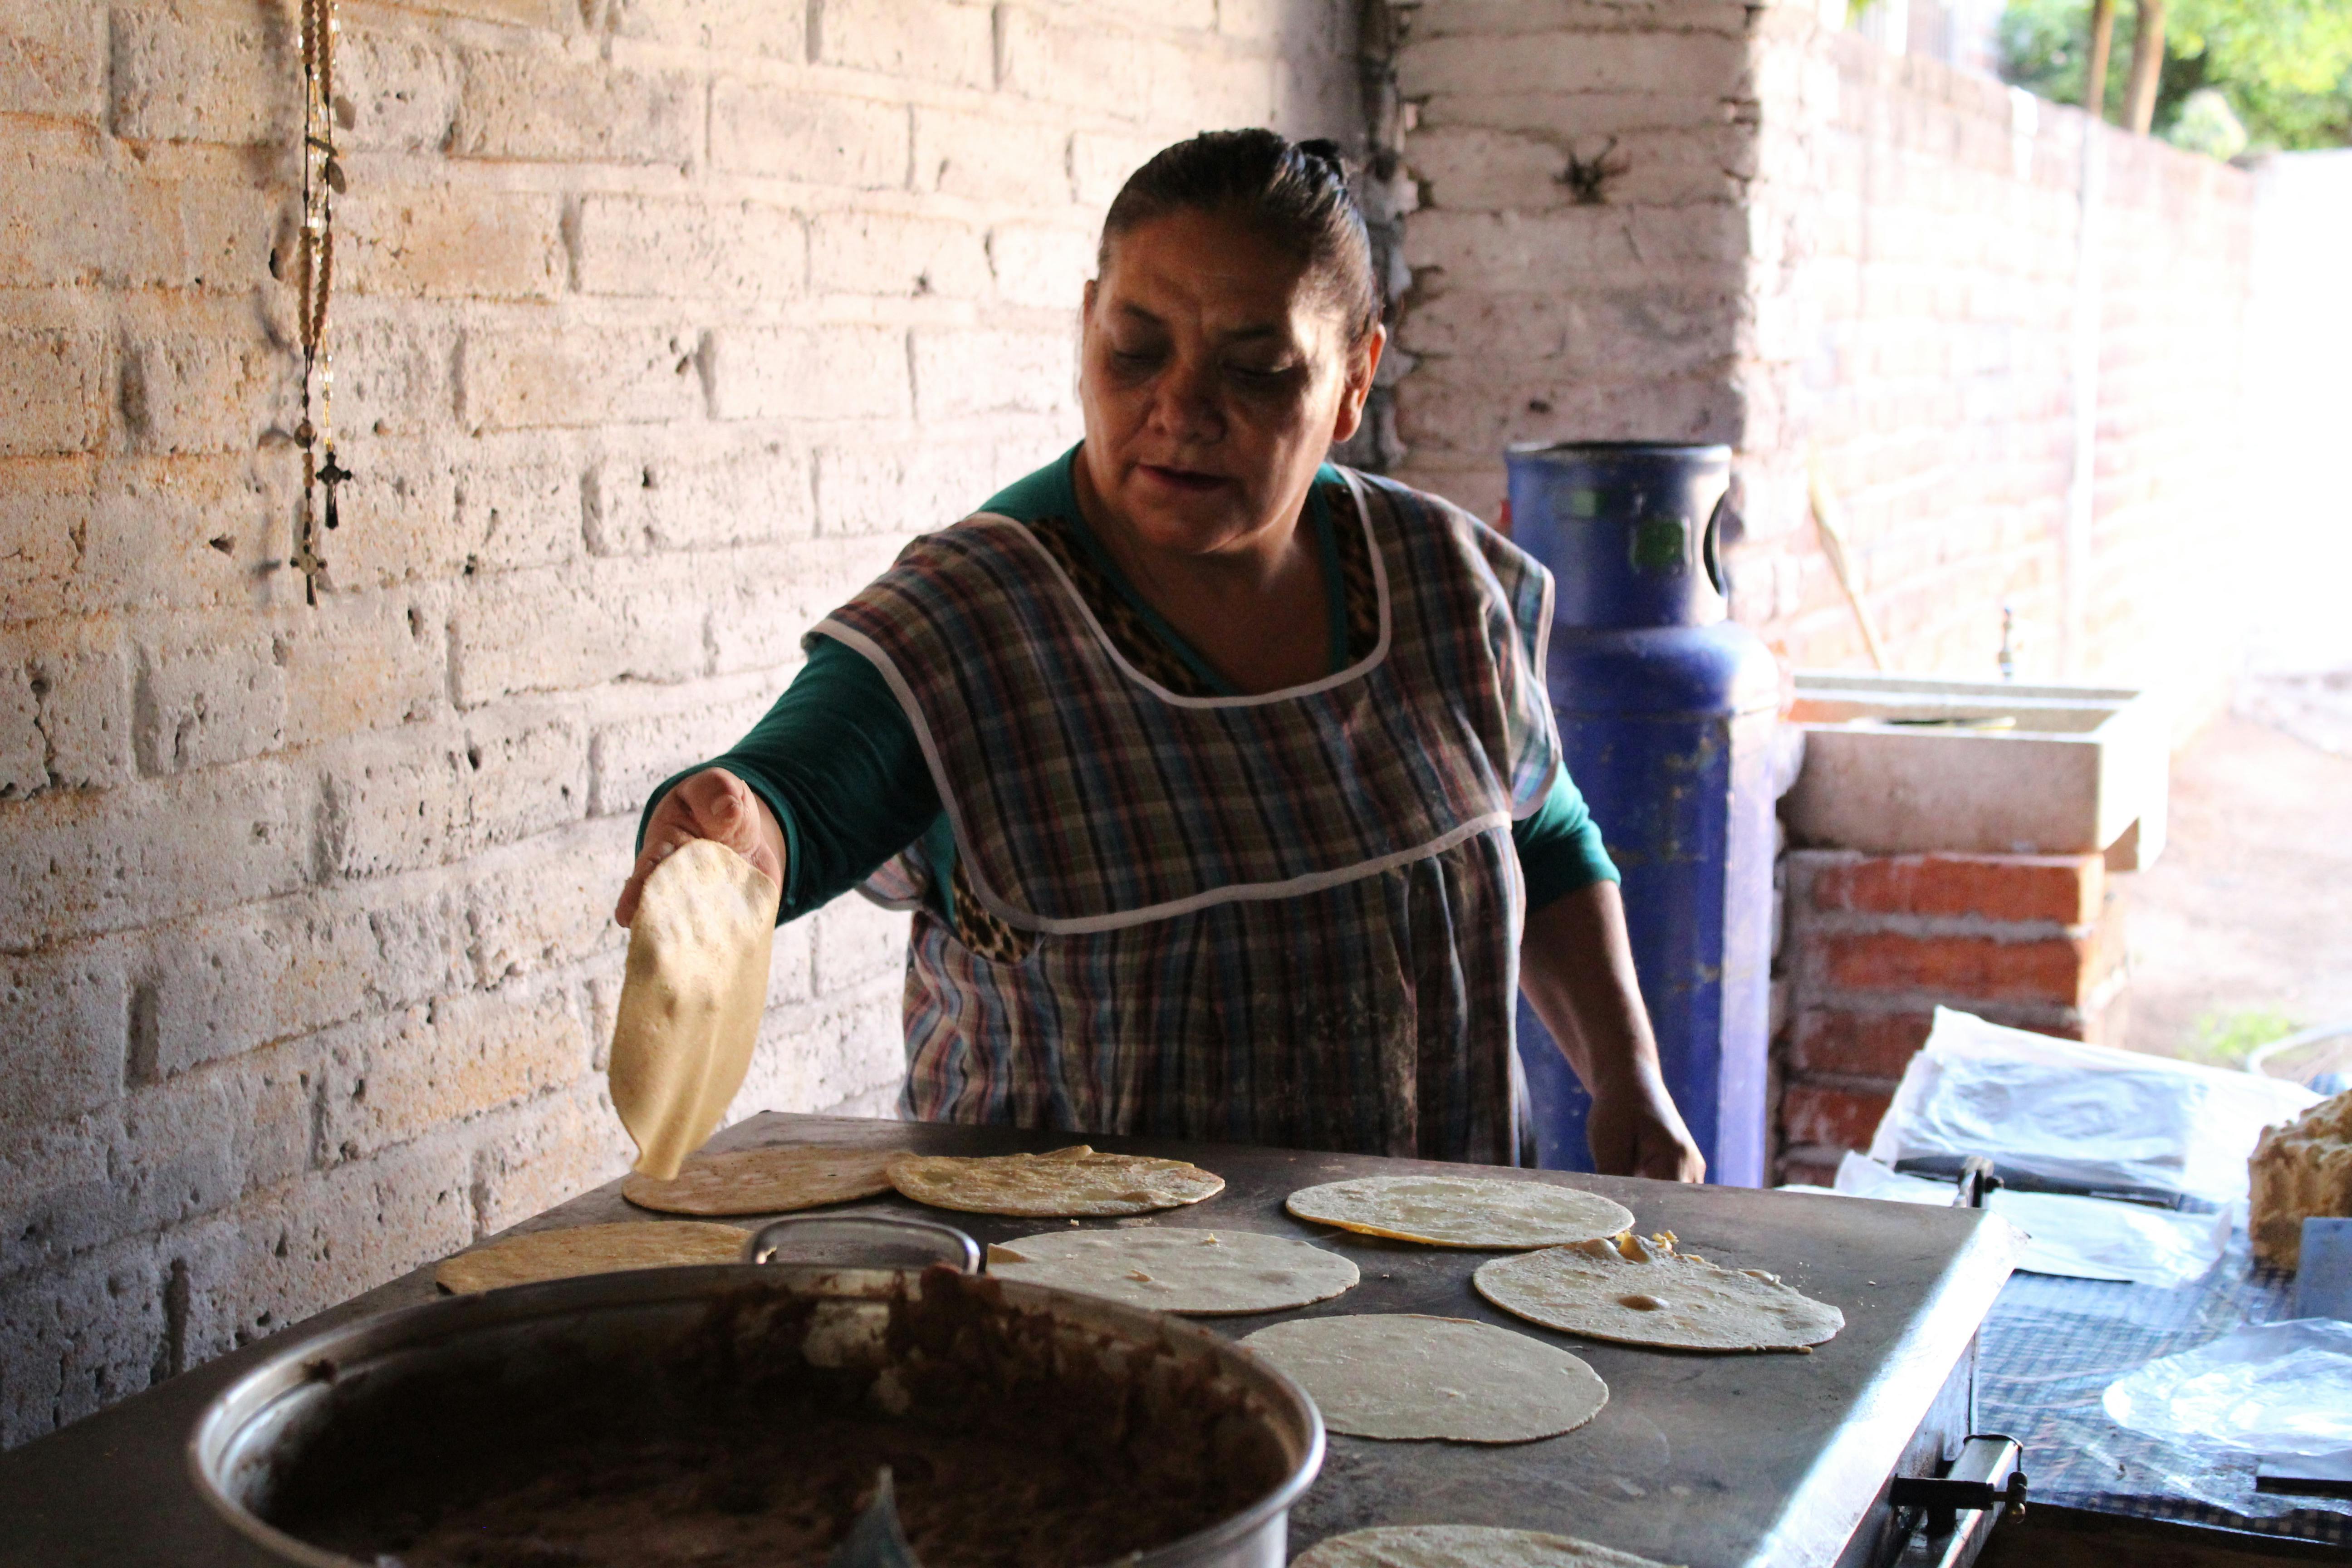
(1100, 129, 1381, 347)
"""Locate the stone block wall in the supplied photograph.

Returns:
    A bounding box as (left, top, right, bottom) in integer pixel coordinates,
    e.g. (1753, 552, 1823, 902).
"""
(0, 0, 1359, 1447)
(1384, 1, 2254, 697)
(1775, 848, 2125, 1183)
(1387, 0, 1757, 511)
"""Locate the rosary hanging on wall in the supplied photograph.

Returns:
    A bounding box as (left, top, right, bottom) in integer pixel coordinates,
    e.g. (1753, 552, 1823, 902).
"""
(292, 0, 348, 606)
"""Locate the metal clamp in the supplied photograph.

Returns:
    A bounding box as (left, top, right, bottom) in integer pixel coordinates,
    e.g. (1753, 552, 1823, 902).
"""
(1953, 1155, 2003, 1211)
(1890, 1434, 2027, 1568)
(743, 1213, 983, 1274)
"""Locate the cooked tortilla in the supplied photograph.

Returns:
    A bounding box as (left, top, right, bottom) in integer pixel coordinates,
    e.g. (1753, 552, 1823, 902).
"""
(886, 1146, 1224, 1217)
(1285, 1174, 1634, 1250)
(620, 1144, 897, 1216)
(1238, 1314, 1607, 1442)
(984, 1227, 1359, 1315)
(1474, 1232, 1845, 1352)
(1293, 1525, 1680, 1568)
(435, 1221, 750, 1294)
(607, 839, 781, 1181)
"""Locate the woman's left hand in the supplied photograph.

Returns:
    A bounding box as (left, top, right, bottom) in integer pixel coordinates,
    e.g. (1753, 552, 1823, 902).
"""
(1519, 882, 1708, 1182)
(1585, 1071, 1706, 1183)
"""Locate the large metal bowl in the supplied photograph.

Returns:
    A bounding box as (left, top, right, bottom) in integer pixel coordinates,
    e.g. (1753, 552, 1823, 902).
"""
(188, 1258, 1324, 1568)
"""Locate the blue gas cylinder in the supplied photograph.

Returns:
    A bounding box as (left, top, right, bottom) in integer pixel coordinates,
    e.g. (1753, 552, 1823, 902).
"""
(1506, 443, 1782, 1187)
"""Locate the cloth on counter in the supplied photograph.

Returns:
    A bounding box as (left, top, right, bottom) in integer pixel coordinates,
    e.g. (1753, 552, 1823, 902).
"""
(1868, 1008, 2320, 1207)
(1797, 1152, 2232, 1288)
(2103, 1318, 2352, 1458)
(1975, 1222, 2352, 1547)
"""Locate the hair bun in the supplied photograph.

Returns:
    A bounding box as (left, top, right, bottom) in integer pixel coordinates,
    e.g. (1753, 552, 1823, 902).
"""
(1295, 138, 1348, 176)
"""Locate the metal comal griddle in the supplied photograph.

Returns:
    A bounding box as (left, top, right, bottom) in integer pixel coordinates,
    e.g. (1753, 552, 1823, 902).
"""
(0, 1115, 2027, 1568)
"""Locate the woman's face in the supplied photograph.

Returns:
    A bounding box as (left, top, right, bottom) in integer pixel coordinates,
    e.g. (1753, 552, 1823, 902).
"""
(1078, 207, 1384, 562)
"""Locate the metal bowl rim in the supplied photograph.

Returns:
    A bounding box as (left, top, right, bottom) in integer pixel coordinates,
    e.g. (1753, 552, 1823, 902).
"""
(186, 1261, 1326, 1568)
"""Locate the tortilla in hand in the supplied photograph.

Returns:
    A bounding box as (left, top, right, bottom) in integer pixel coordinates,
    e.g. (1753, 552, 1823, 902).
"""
(608, 838, 781, 1181)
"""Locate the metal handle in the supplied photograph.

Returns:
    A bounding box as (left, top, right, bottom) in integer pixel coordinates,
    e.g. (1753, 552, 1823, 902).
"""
(743, 1213, 983, 1274)
(1703, 492, 1734, 599)
(1890, 1434, 2026, 1568)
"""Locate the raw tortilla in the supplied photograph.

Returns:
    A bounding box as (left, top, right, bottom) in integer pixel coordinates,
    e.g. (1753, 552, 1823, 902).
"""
(886, 1145, 1225, 1217)
(1238, 1314, 1607, 1442)
(1285, 1174, 1634, 1250)
(435, 1221, 750, 1294)
(1293, 1525, 1679, 1568)
(1474, 1232, 1845, 1352)
(620, 1144, 897, 1216)
(984, 1228, 1360, 1314)
(607, 838, 782, 1181)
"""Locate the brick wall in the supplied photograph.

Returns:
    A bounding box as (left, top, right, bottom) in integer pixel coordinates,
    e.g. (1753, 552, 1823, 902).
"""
(1385, 1, 2253, 698)
(1775, 848, 2125, 1183)
(0, 0, 1359, 1447)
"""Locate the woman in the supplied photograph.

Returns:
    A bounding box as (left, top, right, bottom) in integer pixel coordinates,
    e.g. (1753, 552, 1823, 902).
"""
(616, 131, 1703, 1181)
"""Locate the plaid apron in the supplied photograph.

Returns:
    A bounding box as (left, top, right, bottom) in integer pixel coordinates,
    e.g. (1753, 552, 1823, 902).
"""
(813, 470, 1562, 1163)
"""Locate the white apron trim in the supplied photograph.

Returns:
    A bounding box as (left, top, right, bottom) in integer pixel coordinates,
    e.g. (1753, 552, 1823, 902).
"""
(957, 467, 1394, 711)
(817, 615, 1527, 937)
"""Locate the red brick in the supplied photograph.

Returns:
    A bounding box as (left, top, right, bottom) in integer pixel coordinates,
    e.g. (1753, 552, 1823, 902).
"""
(1817, 929, 2093, 1007)
(1779, 1156, 1842, 1188)
(1781, 1084, 1893, 1153)
(1792, 1009, 1934, 1078)
(1809, 853, 2102, 926)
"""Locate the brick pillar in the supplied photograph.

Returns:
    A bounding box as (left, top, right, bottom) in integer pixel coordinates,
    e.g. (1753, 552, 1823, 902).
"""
(1774, 851, 2127, 1184)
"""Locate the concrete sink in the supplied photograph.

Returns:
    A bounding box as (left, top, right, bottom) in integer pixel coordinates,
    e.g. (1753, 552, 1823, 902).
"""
(1782, 672, 2169, 868)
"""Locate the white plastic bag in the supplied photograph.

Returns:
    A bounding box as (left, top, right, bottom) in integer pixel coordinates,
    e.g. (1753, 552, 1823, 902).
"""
(1823, 1152, 2230, 1287)
(2105, 1319, 2352, 1457)
(1867, 1008, 2320, 1206)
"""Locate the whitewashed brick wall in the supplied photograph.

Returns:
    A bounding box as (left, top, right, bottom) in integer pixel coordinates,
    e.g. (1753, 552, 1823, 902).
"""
(1385, 0, 2252, 691)
(0, 0, 1359, 1447)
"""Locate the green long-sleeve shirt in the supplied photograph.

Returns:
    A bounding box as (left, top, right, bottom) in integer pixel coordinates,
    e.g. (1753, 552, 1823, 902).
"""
(645, 456, 1619, 926)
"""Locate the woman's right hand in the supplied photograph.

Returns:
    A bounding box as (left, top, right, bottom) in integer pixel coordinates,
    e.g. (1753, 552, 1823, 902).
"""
(614, 768, 788, 927)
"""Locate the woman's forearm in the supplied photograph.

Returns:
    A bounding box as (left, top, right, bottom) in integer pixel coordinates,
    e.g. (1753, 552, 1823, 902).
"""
(1519, 881, 1705, 1181)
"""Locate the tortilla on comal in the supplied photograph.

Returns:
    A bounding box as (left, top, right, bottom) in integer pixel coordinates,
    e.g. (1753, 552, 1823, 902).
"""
(1239, 1314, 1607, 1443)
(1293, 1526, 1681, 1568)
(1286, 1174, 1633, 1250)
(985, 1227, 1358, 1314)
(622, 1144, 897, 1216)
(1474, 1232, 1844, 1352)
(887, 1146, 1224, 1217)
(436, 1221, 750, 1294)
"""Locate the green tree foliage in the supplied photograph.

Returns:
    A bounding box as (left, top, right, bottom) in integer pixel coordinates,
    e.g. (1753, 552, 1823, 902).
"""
(2000, 0, 2352, 151)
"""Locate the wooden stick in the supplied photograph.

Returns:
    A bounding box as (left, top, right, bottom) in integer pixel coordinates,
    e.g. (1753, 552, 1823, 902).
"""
(1806, 448, 1889, 672)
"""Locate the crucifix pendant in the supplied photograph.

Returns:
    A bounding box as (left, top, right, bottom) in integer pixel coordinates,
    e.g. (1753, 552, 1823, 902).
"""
(316, 450, 352, 532)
